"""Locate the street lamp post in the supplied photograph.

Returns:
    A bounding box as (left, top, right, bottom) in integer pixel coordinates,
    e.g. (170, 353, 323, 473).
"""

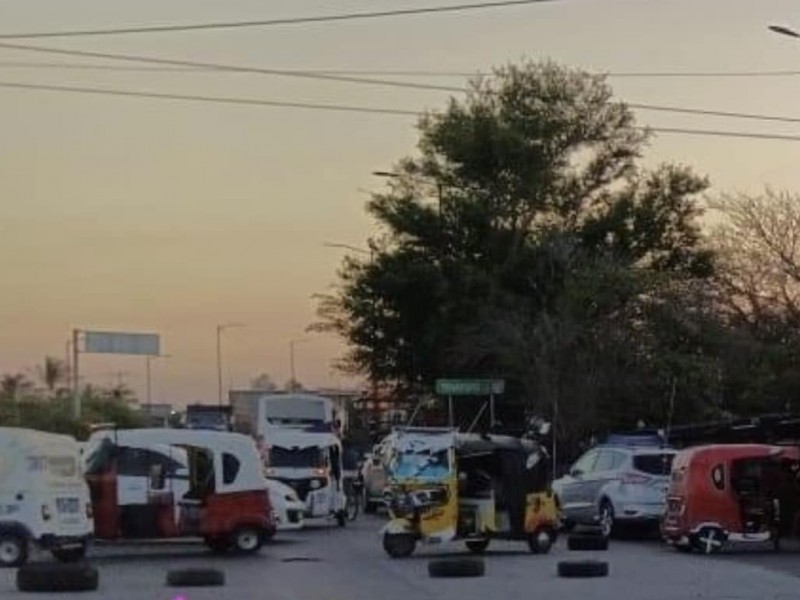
(217, 323, 244, 406)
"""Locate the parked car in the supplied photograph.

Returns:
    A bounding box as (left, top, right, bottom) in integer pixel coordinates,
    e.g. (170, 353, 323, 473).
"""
(552, 444, 676, 535)
(361, 444, 390, 513)
(266, 478, 305, 533)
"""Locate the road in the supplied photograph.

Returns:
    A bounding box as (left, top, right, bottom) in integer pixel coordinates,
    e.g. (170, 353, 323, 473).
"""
(2, 516, 800, 600)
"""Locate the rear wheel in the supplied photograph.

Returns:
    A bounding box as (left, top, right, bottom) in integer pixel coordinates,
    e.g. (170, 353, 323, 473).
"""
(231, 526, 264, 554)
(51, 543, 87, 563)
(691, 526, 726, 554)
(0, 533, 28, 568)
(465, 539, 490, 554)
(383, 533, 416, 559)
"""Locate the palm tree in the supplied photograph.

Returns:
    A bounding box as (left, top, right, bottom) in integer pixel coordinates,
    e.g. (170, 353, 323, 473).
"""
(38, 356, 66, 392)
(1, 373, 33, 401)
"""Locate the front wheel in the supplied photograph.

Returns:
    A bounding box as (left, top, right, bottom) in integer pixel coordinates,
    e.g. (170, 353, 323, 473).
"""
(598, 501, 614, 538)
(232, 526, 265, 554)
(51, 543, 87, 563)
(383, 533, 416, 559)
(691, 526, 726, 555)
(0, 533, 28, 568)
(528, 527, 555, 554)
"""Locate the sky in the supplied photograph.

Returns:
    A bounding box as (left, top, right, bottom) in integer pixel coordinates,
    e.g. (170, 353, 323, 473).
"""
(1, 0, 800, 406)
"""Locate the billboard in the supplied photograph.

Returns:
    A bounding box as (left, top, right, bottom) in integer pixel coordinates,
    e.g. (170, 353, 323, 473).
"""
(84, 331, 160, 356)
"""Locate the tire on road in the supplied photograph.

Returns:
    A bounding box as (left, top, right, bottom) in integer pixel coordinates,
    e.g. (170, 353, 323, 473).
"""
(428, 558, 485, 578)
(567, 533, 609, 551)
(231, 526, 265, 554)
(17, 563, 99, 592)
(465, 539, 490, 554)
(557, 560, 609, 578)
(166, 568, 225, 588)
(0, 532, 28, 568)
(383, 533, 416, 559)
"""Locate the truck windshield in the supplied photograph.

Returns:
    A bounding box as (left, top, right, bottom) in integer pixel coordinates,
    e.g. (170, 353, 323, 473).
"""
(269, 446, 326, 468)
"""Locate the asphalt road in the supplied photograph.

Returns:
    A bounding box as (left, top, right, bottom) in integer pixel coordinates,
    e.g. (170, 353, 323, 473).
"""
(2, 516, 800, 600)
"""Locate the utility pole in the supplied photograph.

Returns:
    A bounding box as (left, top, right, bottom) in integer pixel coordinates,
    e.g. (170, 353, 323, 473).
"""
(71, 329, 80, 418)
(217, 323, 244, 406)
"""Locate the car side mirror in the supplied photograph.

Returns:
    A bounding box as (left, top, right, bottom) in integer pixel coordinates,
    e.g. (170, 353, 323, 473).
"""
(570, 468, 583, 478)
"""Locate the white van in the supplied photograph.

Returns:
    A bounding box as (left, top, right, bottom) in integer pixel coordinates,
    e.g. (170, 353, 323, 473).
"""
(0, 427, 93, 567)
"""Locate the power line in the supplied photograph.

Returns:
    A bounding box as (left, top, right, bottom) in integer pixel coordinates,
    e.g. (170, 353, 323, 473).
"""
(5, 42, 800, 127)
(0, 0, 555, 39)
(0, 80, 420, 115)
(0, 41, 465, 93)
(5, 62, 800, 79)
(3, 78, 800, 142)
(5, 61, 800, 80)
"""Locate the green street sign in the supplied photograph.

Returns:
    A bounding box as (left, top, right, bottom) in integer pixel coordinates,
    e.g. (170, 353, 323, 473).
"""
(435, 379, 505, 396)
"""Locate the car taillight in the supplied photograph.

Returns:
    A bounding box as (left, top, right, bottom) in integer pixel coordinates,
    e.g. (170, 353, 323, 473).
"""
(41, 504, 52, 521)
(620, 472, 651, 485)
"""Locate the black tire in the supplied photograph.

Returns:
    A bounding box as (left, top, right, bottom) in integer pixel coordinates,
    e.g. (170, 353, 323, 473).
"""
(336, 511, 347, 527)
(465, 539, 490, 554)
(691, 526, 727, 555)
(51, 542, 88, 563)
(528, 527, 555, 554)
(231, 526, 265, 554)
(17, 563, 99, 592)
(557, 560, 609, 578)
(166, 568, 225, 587)
(204, 535, 232, 554)
(0, 532, 28, 568)
(598, 500, 615, 538)
(429, 558, 485, 578)
(567, 533, 609, 551)
(383, 533, 416, 559)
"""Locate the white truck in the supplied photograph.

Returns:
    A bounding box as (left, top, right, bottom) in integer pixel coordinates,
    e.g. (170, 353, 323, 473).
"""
(0, 427, 94, 567)
(230, 392, 339, 438)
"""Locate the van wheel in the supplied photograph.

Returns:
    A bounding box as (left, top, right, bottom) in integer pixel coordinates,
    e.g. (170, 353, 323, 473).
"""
(692, 526, 726, 554)
(51, 543, 87, 563)
(0, 533, 28, 568)
(383, 533, 415, 558)
(232, 526, 264, 554)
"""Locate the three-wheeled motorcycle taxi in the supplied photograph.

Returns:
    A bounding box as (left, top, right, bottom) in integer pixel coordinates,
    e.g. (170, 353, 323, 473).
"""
(380, 427, 559, 558)
(83, 428, 275, 554)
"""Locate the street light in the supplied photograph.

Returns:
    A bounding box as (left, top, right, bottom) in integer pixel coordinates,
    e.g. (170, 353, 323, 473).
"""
(289, 338, 313, 388)
(145, 354, 171, 406)
(217, 323, 244, 406)
(769, 24, 800, 38)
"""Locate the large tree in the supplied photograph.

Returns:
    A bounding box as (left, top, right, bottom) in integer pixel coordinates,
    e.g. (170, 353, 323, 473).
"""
(315, 61, 716, 439)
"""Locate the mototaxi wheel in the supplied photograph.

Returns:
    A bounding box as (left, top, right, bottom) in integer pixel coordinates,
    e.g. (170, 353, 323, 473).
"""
(528, 527, 555, 554)
(231, 526, 265, 554)
(383, 533, 416, 559)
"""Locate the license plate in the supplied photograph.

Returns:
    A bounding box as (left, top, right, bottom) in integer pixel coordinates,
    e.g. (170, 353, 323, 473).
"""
(56, 498, 80, 514)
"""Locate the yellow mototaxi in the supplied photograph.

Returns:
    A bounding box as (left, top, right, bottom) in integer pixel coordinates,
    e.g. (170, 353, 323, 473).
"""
(380, 427, 559, 558)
